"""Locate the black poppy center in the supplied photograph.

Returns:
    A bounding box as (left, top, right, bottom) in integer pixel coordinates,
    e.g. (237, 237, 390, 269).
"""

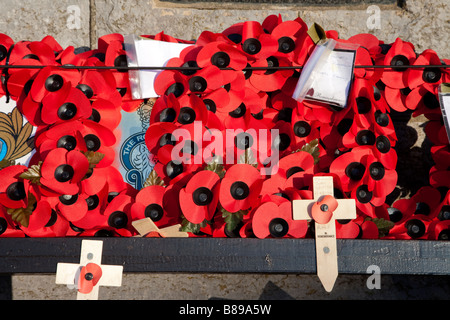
(230, 181, 250, 200)
(84, 134, 101, 152)
(356, 97, 372, 114)
(57, 135, 77, 151)
(438, 205, 450, 221)
(227, 33, 242, 44)
(0, 45, 7, 62)
(145, 203, 164, 221)
(422, 67, 441, 84)
(203, 99, 216, 113)
(369, 162, 385, 180)
(114, 54, 128, 73)
(269, 218, 289, 238)
(376, 136, 391, 153)
(229, 103, 246, 118)
(415, 202, 431, 216)
(159, 133, 176, 148)
(59, 194, 78, 205)
(423, 92, 440, 110)
(356, 130, 376, 146)
(390, 55, 409, 72)
(387, 207, 403, 223)
(277, 108, 292, 123)
(6, 182, 26, 201)
(189, 76, 207, 92)
(356, 185, 373, 203)
(45, 74, 64, 92)
(193, 187, 214, 206)
(166, 82, 185, 98)
(242, 38, 261, 55)
(286, 166, 304, 179)
(405, 219, 426, 238)
(54, 164, 74, 182)
(337, 118, 353, 136)
(293, 121, 311, 137)
(265, 56, 279, 75)
(88, 108, 101, 123)
(274, 133, 291, 151)
(108, 211, 128, 229)
(165, 161, 184, 179)
(0, 218, 7, 236)
(182, 140, 199, 156)
(181, 61, 198, 76)
(178, 107, 196, 124)
(345, 162, 365, 181)
(278, 37, 295, 54)
(374, 111, 390, 127)
(86, 195, 100, 211)
(159, 108, 177, 122)
(234, 132, 253, 150)
(76, 84, 94, 99)
(243, 63, 252, 80)
(211, 51, 231, 68)
(57, 102, 78, 120)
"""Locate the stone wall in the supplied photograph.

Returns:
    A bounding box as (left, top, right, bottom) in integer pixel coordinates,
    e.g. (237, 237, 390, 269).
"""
(1, 0, 449, 301)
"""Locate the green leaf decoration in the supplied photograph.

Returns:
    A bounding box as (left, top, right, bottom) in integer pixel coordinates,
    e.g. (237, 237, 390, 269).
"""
(204, 161, 226, 179)
(143, 169, 165, 187)
(221, 207, 248, 232)
(19, 161, 42, 185)
(6, 192, 37, 228)
(367, 217, 395, 238)
(238, 148, 258, 168)
(293, 139, 320, 164)
(180, 218, 208, 234)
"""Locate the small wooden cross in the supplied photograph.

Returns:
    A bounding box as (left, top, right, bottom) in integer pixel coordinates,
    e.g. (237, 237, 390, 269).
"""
(55, 240, 124, 300)
(132, 218, 189, 238)
(292, 176, 356, 292)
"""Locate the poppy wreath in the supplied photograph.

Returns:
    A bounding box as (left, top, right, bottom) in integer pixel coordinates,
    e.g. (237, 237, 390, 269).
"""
(0, 14, 449, 241)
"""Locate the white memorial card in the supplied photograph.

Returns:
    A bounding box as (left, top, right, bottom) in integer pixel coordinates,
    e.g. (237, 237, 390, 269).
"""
(124, 35, 193, 99)
(438, 84, 450, 143)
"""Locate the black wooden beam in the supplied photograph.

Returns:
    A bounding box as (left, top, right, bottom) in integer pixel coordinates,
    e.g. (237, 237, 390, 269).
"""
(0, 238, 448, 275)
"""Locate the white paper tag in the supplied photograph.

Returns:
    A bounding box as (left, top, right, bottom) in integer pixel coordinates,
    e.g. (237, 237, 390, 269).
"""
(124, 35, 193, 99)
(438, 85, 450, 143)
(304, 49, 356, 108)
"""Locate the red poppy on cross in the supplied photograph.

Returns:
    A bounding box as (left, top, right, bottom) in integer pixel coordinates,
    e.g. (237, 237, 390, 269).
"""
(292, 176, 356, 292)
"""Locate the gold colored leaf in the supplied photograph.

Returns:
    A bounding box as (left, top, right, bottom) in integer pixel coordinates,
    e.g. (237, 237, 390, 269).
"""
(81, 151, 105, 169)
(0, 159, 15, 169)
(204, 161, 226, 179)
(143, 169, 165, 187)
(297, 139, 320, 164)
(238, 148, 258, 168)
(19, 161, 42, 185)
(11, 107, 23, 136)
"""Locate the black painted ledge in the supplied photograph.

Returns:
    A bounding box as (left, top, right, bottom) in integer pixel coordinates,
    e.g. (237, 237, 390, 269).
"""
(0, 238, 448, 275)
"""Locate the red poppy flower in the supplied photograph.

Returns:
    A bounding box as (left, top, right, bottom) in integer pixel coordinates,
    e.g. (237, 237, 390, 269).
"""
(70, 190, 109, 231)
(196, 41, 248, 82)
(0, 165, 31, 209)
(88, 97, 122, 130)
(102, 36, 130, 88)
(425, 119, 448, 146)
(219, 163, 262, 213)
(100, 193, 135, 237)
(145, 121, 180, 155)
(379, 37, 416, 89)
(0, 33, 14, 66)
(154, 65, 225, 98)
(77, 68, 122, 108)
(35, 119, 116, 168)
(429, 146, 450, 189)
(252, 200, 308, 239)
(239, 21, 279, 61)
(131, 185, 180, 228)
(23, 198, 70, 237)
(429, 220, 450, 240)
(142, 31, 195, 45)
(290, 109, 321, 150)
(0, 206, 26, 237)
(247, 55, 294, 92)
(335, 219, 361, 239)
(78, 262, 102, 294)
(179, 170, 220, 224)
(29, 66, 81, 103)
(407, 86, 442, 118)
(407, 49, 448, 92)
(6, 67, 40, 102)
(383, 86, 412, 112)
(40, 81, 92, 125)
(40, 147, 89, 195)
(8, 40, 58, 69)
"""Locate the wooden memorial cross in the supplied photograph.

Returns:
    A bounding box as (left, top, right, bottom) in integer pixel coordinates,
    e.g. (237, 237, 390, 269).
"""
(292, 176, 356, 292)
(132, 217, 189, 238)
(55, 239, 123, 300)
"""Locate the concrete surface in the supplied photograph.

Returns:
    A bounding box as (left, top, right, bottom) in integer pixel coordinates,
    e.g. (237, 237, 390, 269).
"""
(0, 0, 449, 300)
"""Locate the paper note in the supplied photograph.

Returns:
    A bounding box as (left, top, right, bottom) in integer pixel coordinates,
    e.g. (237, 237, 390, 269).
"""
(124, 35, 193, 99)
(438, 85, 450, 143)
